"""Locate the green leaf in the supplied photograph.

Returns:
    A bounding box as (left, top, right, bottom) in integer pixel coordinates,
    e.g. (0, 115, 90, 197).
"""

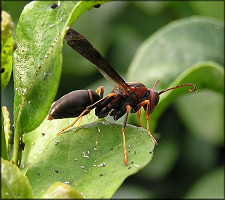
(11, 0, 108, 165)
(21, 110, 102, 171)
(184, 166, 224, 198)
(1, 109, 8, 160)
(1, 158, 33, 199)
(127, 17, 224, 131)
(127, 17, 223, 87)
(1, 10, 14, 92)
(153, 62, 224, 125)
(160, 61, 224, 146)
(137, 139, 179, 182)
(113, 184, 155, 199)
(13, 0, 107, 135)
(1, 106, 12, 160)
(175, 90, 224, 146)
(189, 1, 224, 21)
(25, 121, 155, 198)
(42, 182, 84, 198)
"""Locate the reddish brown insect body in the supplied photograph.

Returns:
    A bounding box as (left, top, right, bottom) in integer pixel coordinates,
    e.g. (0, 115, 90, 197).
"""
(48, 28, 196, 165)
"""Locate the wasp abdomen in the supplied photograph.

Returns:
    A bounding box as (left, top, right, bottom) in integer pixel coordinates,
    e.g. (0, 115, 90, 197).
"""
(48, 90, 101, 120)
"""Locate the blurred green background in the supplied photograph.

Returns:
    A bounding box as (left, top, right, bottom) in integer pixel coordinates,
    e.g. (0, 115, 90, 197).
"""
(2, 1, 224, 198)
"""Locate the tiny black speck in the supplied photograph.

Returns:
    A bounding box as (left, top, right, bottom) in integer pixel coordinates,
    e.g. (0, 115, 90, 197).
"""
(0, 68, 5, 73)
(37, 173, 40, 176)
(55, 170, 59, 173)
(51, 3, 58, 9)
(13, 43, 17, 51)
(94, 4, 101, 8)
(128, 167, 131, 169)
(99, 174, 103, 176)
(19, 141, 25, 151)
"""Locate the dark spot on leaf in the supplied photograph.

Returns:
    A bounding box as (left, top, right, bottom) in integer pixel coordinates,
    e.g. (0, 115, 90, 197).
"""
(55, 141, 59, 145)
(128, 167, 131, 169)
(19, 138, 25, 151)
(20, 142, 25, 151)
(41, 132, 45, 136)
(131, 161, 133, 164)
(37, 173, 40, 176)
(134, 151, 136, 155)
(13, 43, 17, 51)
(94, 4, 101, 8)
(55, 170, 59, 173)
(99, 174, 103, 176)
(149, 151, 153, 154)
(0, 68, 5, 73)
(51, 3, 58, 9)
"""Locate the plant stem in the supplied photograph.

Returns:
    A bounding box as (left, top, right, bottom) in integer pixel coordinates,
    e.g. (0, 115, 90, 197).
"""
(11, 128, 20, 166)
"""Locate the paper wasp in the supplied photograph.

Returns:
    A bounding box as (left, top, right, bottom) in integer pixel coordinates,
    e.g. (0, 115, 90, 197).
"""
(48, 28, 196, 165)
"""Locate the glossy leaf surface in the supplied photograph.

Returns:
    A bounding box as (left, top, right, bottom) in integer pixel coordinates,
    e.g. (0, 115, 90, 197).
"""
(42, 182, 83, 199)
(1, 10, 14, 92)
(127, 17, 224, 132)
(25, 121, 154, 198)
(13, 1, 106, 135)
(1, 158, 33, 199)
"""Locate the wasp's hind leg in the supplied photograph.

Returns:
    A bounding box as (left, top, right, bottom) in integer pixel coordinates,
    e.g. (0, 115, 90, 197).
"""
(56, 109, 91, 136)
(121, 105, 132, 165)
(56, 86, 105, 136)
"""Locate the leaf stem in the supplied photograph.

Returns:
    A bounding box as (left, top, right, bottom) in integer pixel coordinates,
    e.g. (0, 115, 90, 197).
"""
(11, 128, 21, 166)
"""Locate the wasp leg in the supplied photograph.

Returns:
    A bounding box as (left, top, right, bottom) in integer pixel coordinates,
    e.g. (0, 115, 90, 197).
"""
(56, 109, 90, 136)
(93, 93, 117, 118)
(56, 93, 117, 136)
(96, 86, 104, 98)
(121, 105, 132, 165)
(137, 109, 142, 127)
(70, 87, 104, 128)
(76, 116, 83, 127)
(146, 115, 158, 145)
(87, 92, 117, 110)
(75, 87, 105, 128)
(134, 100, 158, 146)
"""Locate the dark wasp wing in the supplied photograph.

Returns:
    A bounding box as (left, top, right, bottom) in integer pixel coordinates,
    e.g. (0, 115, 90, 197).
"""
(65, 28, 130, 93)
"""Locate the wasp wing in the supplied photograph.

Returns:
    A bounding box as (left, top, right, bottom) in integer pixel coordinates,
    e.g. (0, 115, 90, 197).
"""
(65, 29, 130, 93)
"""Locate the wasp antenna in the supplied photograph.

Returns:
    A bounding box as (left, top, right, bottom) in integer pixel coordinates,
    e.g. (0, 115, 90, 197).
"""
(158, 83, 196, 95)
(152, 80, 160, 90)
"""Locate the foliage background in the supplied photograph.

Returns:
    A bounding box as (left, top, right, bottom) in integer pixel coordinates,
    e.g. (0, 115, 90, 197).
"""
(2, 1, 224, 198)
